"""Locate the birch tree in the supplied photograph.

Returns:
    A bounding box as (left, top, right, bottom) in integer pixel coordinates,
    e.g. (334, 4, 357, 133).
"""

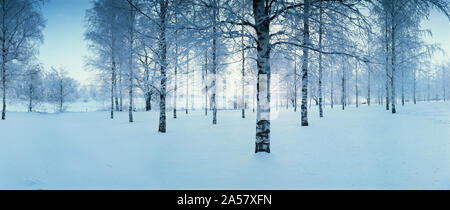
(85, 0, 125, 119)
(15, 64, 44, 112)
(45, 67, 79, 113)
(375, 0, 449, 113)
(0, 0, 45, 120)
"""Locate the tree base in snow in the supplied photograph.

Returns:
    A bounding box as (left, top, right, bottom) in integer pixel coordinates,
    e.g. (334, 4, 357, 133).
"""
(255, 142, 270, 153)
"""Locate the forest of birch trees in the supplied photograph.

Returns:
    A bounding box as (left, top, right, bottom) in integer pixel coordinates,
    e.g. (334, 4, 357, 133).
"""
(2, 0, 450, 154)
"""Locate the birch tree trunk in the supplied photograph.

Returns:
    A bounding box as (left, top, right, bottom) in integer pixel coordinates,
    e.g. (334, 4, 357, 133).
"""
(301, 0, 310, 126)
(204, 48, 208, 116)
(379, 84, 382, 105)
(115, 92, 119, 111)
(385, 11, 390, 111)
(1, 75, 5, 117)
(128, 62, 134, 123)
(28, 84, 33, 112)
(355, 61, 358, 108)
(59, 81, 63, 113)
(128, 2, 135, 123)
(331, 68, 334, 108)
(111, 67, 116, 119)
(318, 2, 324, 118)
(342, 61, 345, 110)
(294, 48, 298, 112)
(241, 17, 246, 119)
(144, 55, 152, 111)
(119, 69, 123, 112)
(145, 92, 152, 111)
(276, 75, 279, 111)
(158, 0, 168, 133)
(173, 20, 178, 119)
(390, 14, 396, 114)
(253, 78, 256, 113)
(211, 3, 218, 125)
(110, 8, 117, 119)
(413, 68, 416, 104)
(186, 51, 189, 114)
(223, 79, 227, 109)
(367, 67, 371, 106)
(253, 0, 270, 153)
(1, 6, 5, 120)
(234, 81, 238, 109)
(401, 68, 404, 106)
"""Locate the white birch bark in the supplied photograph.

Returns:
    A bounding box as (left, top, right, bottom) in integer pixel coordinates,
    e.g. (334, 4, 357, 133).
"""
(253, 0, 271, 153)
(301, 0, 310, 126)
(318, 2, 324, 117)
(158, 0, 168, 133)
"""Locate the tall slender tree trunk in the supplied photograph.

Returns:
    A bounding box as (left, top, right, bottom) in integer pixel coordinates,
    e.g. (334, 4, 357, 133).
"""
(222, 79, 227, 109)
(367, 67, 371, 106)
(158, 0, 168, 133)
(119, 70, 123, 112)
(386, 73, 390, 110)
(385, 11, 390, 111)
(294, 48, 298, 112)
(253, 0, 271, 153)
(1, 3, 6, 120)
(144, 56, 152, 112)
(28, 85, 33, 112)
(201, 52, 205, 112)
(318, 2, 324, 118)
(233, 80, 238, 109)
(129, 74, 134, 123)
(128, 74, 134, 122)
(342, 61, 345, 110)
(355, 61, 359, 108)
(390, 18, 396, 114)
(211, 3, 218, 125)
(145, 92, 152, 111)
(210, 1, 220, 125)
(253, 78, 256, 113)
(110, 31, 116, 119)
(115, 94, 119, 111)
(346, 79, 349, 107)
(413, 69, 416, 104)
(115, 68, 119, 111)
(186, 51, 189, 114)
(59, 82, 63, 113)
(401, 68, 404, 106)
(241, 17, 246, 119)
(276, 75, 279, 111)
(173, 23, 178, 118)
(128, 3, 135, 123)
(379, 84, 382, 105)
(286, 86, 289, 110)
(301, 0, 310, 126)
(331, 68, 334, 108)
(204, 49, 208, 116)
(111, 68, 115, 119)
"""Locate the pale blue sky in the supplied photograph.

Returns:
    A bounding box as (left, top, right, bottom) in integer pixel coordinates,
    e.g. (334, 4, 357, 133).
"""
(38, 0, 450, 85)
(39, 0, 91, 84)
(422, 10, 450, 65)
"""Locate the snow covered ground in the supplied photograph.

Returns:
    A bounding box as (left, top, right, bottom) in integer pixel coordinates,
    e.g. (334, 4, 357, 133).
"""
(1, 102, 450, 189)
